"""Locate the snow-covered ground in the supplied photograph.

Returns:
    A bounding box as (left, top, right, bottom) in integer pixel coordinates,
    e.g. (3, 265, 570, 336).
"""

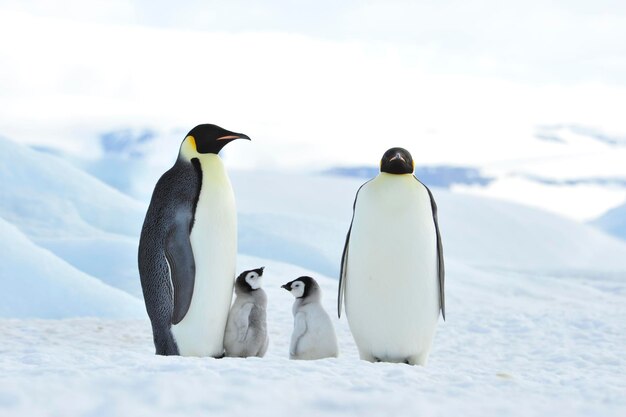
(593, 201, 626, 241)
(1, 255, 625, 417)
(1, 137, 625, 416)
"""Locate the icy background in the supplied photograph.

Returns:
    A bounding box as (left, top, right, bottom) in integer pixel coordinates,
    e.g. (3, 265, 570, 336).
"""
(1, 136, 625, 416)
(1, 1, 626, 416)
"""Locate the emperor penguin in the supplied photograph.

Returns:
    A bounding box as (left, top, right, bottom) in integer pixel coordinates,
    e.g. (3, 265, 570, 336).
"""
(223, 267, 269, 358)
(138, 124, 250, 356)
(337, 147, 445, 366)
(282, 276, 339, 360)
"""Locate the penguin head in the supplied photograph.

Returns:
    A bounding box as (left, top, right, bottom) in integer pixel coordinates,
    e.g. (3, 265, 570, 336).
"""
(380, 147, 414, 175)
(281, 276, 320, 300)
(180, 124, 250, 158)
(235, 267, 265, 293)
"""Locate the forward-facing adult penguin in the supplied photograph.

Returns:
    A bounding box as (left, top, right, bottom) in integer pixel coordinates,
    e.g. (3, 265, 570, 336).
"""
(282, 276, 338, 360)
(337, 147, 445, 365)
(138, 124, 250, 356)
(223, 267, 269, 358)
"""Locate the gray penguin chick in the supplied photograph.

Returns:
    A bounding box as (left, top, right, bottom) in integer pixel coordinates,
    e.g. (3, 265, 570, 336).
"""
(282, 276, 339, 360)
(223, 267, 269, 357)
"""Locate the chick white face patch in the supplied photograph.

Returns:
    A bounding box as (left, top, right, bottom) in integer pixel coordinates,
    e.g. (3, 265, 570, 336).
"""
(245, 272, 263, 290)
(290, 280, 305, 298)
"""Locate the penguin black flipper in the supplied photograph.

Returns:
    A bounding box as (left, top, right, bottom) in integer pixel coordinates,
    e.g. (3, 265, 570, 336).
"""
(139, 156, 201, 355)
(338, 180, 371, 318)
(415, 177, 446, 320)
(166, 221, 196, 325)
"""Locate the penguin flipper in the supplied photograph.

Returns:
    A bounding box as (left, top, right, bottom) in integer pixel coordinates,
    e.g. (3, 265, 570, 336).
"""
(338, 180, 371, 318)
(415, 177, 446, 321)
(337, 226, 351, 319)
(235, 303, 254, 343)
(290, 312, 308, 358)
(165, 223, 196, 325)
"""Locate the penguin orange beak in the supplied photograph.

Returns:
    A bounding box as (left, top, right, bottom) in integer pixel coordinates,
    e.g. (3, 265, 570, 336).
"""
(217, 133, 251, 141)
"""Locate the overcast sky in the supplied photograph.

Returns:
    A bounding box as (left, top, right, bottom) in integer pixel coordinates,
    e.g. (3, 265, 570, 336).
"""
(1, 0, 625, 172)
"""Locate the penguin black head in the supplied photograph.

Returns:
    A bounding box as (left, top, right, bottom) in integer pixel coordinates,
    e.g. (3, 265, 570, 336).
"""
(281, 276, 319, 299)
(235, 267, 265, 293)
(181, 124, 250, 156)
(380, 147, 414, 175)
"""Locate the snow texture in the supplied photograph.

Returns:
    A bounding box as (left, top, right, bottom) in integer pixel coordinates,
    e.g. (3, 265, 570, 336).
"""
(231, 171, 626, 274)
(0, 137, 144, 239)
(1, 136, 626, 416)
(592, 201, 626, 240)
(0, 217, 144, 319)
(0, 255, 624, 417)
(0, 137, 145, 296)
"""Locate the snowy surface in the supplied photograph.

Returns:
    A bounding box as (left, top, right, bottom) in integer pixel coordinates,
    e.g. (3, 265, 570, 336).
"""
(1, 255, 625, 417)
(0, 137, 145, 296)
(593, 201, 626, 240)
(1, 137, 626, 416)
(0, 217, 143, 319)
(231, 171, 626, 274)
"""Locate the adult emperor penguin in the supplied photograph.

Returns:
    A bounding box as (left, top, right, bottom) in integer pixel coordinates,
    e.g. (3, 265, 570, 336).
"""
(337, 147, 445, 366)
(223, 267, 269, 358)
(138, 123, 250, 356)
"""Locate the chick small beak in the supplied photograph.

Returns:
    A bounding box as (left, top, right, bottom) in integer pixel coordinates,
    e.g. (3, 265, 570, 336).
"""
(281, 284, 289, 290)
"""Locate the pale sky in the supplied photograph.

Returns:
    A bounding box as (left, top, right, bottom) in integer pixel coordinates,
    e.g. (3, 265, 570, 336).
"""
(1, 1, 625, 219)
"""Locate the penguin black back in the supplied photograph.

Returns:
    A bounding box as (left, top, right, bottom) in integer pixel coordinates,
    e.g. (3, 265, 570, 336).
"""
(138, 123, 250, 356)
(138, 157, 201, 355)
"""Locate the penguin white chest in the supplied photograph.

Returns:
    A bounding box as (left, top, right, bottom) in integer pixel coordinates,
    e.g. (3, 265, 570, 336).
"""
(171, 155, 237, 357)
(345, 174, 439, 363)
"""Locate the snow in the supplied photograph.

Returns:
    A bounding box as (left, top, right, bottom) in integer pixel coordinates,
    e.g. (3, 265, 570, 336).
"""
(0, 137, 145, 295)
(0, 217, 144, 319)
(0, 136, 144, 239)
(592, 201, 626, 241)
(453, 175, 626, 221)
(232, 171, 626, 274)
(1, 135, 626, 416)
(0, 255, 624, 416)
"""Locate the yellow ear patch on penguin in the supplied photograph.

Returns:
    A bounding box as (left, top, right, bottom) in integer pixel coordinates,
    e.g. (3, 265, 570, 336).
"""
(180, 135, 198, 160)
(187, 135, 197, 151)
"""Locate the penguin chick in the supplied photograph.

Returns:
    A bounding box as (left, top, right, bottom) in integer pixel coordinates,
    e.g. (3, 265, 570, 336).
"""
(282, 276, 338, 360)
(223, 267, 269, 358)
